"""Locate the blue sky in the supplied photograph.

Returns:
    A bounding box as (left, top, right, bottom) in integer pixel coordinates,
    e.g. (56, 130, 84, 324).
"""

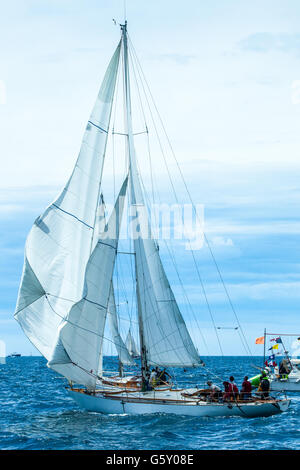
(1, 0, 300, 356)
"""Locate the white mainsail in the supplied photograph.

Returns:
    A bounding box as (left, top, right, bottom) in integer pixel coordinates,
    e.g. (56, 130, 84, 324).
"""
(15, 41, 121, 375)
(122, 28, 201, 368)
(125, 329, 139, 358)
(48, 177, 128, 387)
(107, 284, 135, 366)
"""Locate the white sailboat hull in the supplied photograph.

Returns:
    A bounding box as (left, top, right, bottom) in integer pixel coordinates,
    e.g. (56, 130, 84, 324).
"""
(68, 390, 290, 418)
(270, 377, 300, 392)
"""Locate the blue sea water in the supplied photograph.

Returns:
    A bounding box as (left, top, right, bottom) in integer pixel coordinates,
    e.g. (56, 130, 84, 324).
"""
(0, 356, 299, 450)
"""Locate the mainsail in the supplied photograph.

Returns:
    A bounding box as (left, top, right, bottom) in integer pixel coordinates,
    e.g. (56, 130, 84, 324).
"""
(107, 283, 135, 366)
(15, 41, 122, 384)
(122, 26, 201, 368)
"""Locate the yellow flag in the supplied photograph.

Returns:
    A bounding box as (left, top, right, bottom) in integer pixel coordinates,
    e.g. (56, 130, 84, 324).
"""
(272, 344, 278, 350)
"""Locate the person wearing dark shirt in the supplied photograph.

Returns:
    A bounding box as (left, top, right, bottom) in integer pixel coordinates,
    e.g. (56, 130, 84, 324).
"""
(158, 368, 171, 385)
(279, 359, 290, 378)
(257, 372, 270, 399)
(240, 376, 252, 400)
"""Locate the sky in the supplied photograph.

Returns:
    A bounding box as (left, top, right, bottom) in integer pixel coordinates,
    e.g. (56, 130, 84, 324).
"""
(1, 0, 300, 357)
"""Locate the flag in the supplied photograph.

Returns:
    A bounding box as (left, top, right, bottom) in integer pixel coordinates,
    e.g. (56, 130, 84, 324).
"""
(275, 337, 282, 344)
(272, 344, 279, 350)
(269, 354, 275, 360)
(255, 336, 264, 344)
(270, 338, 276, 342)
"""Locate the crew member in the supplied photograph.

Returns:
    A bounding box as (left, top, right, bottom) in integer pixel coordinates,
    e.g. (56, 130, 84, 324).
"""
(228, 376, 239, 400)
(258, 372, 270, 399)
(207, 381, 222, 401)
(240, 376, 252, 400)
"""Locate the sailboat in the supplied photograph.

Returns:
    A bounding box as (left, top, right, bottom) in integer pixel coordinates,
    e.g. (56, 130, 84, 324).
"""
(14, 22, 290, 417)
(255, 331, 300, 392)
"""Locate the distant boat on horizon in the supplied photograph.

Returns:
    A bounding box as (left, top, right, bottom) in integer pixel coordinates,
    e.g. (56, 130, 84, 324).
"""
(7, 352, 21, 357)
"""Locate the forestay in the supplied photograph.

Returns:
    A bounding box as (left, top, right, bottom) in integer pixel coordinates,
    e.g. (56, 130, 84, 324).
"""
(14, 42, 121, 368)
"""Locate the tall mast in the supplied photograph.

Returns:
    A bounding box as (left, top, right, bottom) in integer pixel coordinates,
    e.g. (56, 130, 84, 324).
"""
(121, 22, 149, 388)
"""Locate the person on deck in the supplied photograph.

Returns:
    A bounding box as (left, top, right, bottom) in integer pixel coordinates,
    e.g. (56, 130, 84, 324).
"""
(207, 381, 222, 401)
(257, 372, 270, 399)
(158, 368, 171, 385)
(150, 368, 157, 387)
(240, 376, 252, 400)
(279, 359, 290, 378)
(228, 376, 239, 400)
(223, 381, 231, 401)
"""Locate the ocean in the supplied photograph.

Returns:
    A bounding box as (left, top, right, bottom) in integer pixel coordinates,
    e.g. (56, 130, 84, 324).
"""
(0, 356, 299, 450)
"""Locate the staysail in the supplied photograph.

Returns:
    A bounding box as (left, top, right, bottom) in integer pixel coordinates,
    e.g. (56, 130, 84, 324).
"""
(122, 26, 201, 368)
(48, 177, 128, 388)
(107, 284, 135, 366)
(15, 41, 121, 373)
(125, 329, 139, 358)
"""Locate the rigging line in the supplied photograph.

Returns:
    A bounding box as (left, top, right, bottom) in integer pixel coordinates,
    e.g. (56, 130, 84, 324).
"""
(116, 253, 132, 319)
(128, 46, 155, 209)
(162, 242, 211, 355)
(87, 120, 108, 134)
(131, 134, 210, 356)
(136, 149, 210, 356)
(52, 204, 93, 230)
(127, 35, 194, 363)
(128, 37, 252, 357)
(266, 332, 300, 336)
(123, 0, 127, 23)
(127, 78, 210, 357)
(128, 47, 223, 356)
(130, 37, 252, 356)
(45, 295, 135, 356)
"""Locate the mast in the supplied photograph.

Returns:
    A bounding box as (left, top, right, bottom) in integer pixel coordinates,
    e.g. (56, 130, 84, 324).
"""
(263, 328, 266, 367)
(121, 22, 149, 387)
(135, 253, 149, 389)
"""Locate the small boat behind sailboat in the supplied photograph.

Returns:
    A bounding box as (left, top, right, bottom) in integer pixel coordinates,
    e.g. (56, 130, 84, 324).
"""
(255, 331, 300, 393)
(270, 359, 300, 392)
